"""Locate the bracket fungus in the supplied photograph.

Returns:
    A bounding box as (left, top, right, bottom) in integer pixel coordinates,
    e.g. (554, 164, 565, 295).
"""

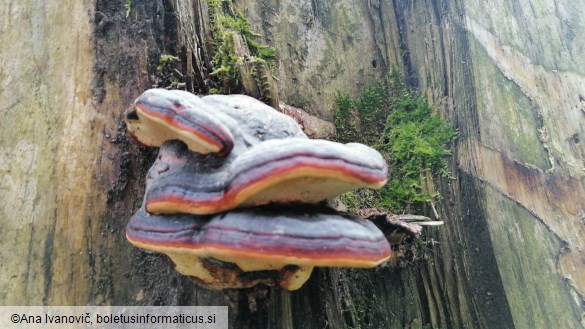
(125, 89, 392, 290)
(144, 139, 387, 215)
(127, 205, 390, 290)
(126, 89, 235, 156)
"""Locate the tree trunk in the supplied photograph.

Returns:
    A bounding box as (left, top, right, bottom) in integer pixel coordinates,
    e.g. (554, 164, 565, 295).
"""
(1, 1, 583, 329)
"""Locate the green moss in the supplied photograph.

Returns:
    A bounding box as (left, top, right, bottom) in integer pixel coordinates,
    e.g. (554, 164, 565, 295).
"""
(157, 55, 180, 72)
(155, 54, 184, 89)
(248, 58, 276, 104)
(337, 191, 359, 213)
(124, 0, 132, 18)
(209, 30, 239, 90)
(332, 94, 358, 142)
(205, 0, 276, 93)
(333, 69, 457, 213)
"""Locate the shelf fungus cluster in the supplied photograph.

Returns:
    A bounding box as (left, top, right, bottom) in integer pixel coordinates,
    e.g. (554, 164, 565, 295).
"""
(125, 89, 392, 290)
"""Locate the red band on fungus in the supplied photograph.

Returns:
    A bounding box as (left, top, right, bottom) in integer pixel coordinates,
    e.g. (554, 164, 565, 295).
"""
(126, 205, 391, 289)
(125, 90, 391, 290)
(145, 139, 388, 215)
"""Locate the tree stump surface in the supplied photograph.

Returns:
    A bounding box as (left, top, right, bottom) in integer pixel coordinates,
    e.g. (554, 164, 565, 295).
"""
(2, 1, 583, 328)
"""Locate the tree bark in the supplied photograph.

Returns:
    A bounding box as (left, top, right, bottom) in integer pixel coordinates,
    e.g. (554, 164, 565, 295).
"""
(1, 1, 583, 329)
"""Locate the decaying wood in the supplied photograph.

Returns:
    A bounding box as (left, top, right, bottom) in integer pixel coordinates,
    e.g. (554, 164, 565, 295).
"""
(172, 0, 212, 92)
(278, 102, 337, 139)
(3, 0, 583, 328)
(237, 57, 279, 110)
(357, 208, 443, 245)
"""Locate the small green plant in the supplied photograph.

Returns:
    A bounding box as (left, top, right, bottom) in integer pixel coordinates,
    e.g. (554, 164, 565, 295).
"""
(157, 55, 180, 72)
(205, 0, 277, 93)
(333, 69, 457, 214)
(155, 55, 184, 89)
